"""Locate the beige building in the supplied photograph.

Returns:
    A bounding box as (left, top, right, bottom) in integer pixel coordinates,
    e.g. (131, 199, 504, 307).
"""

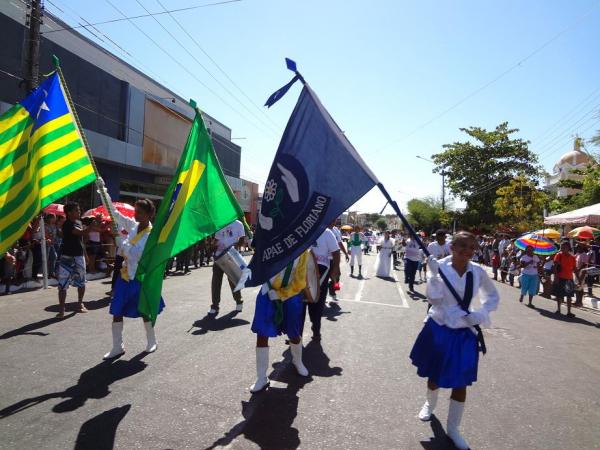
(545, 138, 595, 197)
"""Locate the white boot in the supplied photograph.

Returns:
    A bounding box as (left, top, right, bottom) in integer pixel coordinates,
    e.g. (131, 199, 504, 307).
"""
(418, 388, 439, 421)
(144, 321, 157, 353)
(250, 347, 270, 393)
(290, 342, 309, 376)
(447, 399, 469, 450)
(103, 322, 125, 360)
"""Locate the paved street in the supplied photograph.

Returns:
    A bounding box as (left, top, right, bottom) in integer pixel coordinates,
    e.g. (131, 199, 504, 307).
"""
(1, 253, 599, 450)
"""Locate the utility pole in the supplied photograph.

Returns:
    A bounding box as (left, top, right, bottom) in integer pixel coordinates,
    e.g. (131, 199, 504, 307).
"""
(441, 170, 446, 211)
(24, 0, 43, 93)
(24, 0, 49, 289)
(416, 155, 446, 211)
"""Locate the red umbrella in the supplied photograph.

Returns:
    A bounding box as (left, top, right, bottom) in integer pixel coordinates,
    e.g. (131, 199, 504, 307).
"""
(567, 226, 600, 240)
(43, 203, 65, 216)
(83, 202, 135, 221)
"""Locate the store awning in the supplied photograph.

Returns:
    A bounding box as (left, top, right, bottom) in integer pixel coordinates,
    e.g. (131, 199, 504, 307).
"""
(544, 202, 600, 225)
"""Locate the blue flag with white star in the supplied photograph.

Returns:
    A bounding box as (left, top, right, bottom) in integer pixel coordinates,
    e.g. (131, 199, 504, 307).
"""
(245, 82, 378, 287)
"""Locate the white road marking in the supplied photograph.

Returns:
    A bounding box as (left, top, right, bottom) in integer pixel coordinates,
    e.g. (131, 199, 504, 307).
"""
(335, 298, 406, 308)
(352, 256, 373, 302)
(391, 268, 410, 308)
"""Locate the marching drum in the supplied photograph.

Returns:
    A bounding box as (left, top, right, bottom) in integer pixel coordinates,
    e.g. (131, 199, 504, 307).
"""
(302, 252, 320, 303)
(215, 246, 248, 287)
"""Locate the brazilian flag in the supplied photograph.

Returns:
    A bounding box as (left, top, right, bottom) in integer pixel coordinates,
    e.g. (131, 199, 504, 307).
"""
(136, 105, 245, 322)
(0, 72, 96, 256)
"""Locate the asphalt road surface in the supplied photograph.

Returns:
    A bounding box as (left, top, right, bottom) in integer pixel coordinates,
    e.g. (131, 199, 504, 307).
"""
(1, 253, 599, 450)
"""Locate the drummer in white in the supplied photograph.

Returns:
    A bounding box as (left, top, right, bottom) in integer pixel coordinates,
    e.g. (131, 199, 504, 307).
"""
(428, 229, 451, 260)
(209, 219, 245, 315)
(306, 228, 340, 341)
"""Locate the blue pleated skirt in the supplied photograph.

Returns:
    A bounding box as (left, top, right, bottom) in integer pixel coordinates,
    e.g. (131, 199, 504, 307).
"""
(109, 278, 165, 318)
(409, 318, 479, 388)
(251, 290, 304, 339)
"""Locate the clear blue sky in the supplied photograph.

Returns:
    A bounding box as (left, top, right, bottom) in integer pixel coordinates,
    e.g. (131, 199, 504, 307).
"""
(49, 0, 600, 212)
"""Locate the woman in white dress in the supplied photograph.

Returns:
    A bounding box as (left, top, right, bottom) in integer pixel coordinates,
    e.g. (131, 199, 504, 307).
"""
(376, 232, 394, 278)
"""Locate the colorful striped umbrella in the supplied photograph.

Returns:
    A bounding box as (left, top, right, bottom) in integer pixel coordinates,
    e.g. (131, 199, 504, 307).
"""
(514, 233, 559, 256)
(567, 226, 600, 240)
(532, 228, 561, 240)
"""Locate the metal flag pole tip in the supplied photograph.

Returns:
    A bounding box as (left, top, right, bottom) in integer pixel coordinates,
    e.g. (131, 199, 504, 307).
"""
(189, 98, 198, 110)
(52, 55, 60, 68)
(285, 58, 297, 72)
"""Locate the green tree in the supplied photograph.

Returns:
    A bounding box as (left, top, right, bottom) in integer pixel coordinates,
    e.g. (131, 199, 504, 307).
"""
(494, 175, 548, 233)
(375, 218, 388, 231)
(432, 122, 541, 227)
(365, 213, 381, 225)
(406, 197, 443, 231)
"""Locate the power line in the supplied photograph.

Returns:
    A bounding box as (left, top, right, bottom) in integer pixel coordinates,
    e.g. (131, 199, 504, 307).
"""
(373, 1, 600, 154)
(101, 0, 270, 136)
(132, 0, 278, 136)
(531, 85, 600, 144)
(43, 0, 172, 86)
(41, 0, 242, 33)
(154, 0, 282, 131)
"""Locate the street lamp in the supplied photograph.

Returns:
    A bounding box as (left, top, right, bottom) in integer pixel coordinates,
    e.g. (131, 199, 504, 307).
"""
(416, 155, 446, 211)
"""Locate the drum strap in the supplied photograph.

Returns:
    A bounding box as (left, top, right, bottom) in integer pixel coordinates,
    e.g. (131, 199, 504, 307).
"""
(271, 261, 295, 325)
(281, 261, 294, 288)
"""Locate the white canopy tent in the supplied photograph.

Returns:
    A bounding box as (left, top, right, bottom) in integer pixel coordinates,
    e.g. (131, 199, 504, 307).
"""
(544, 202, 600, 225)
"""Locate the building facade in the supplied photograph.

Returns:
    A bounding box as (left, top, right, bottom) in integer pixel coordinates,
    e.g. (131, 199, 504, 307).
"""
(544, 138, 595, 198)
(0, 3, 258, 225)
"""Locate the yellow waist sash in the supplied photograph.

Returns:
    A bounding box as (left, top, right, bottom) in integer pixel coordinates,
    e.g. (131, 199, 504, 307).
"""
(121, 225, 151, 281)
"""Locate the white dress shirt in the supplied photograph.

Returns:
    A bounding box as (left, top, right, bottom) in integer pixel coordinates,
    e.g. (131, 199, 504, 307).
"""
(426, 256, 499, 332)
(405, 239, 421, 261)
(116, 210, 151, 280)
(215, 220, 245, 255)
(427, 241, 451, 260)
(312, 229, 340, 268)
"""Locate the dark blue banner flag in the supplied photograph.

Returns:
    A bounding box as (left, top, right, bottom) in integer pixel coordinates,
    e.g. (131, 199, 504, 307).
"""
(246, 82, 378, 286)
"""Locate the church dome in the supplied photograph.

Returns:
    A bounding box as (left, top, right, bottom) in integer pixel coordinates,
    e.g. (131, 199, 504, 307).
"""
(554, 138, 593, 172)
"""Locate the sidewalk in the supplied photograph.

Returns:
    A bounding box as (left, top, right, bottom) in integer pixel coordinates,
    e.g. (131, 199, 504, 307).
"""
(483, 265, 600, 312)
(0, 272, 108, 294)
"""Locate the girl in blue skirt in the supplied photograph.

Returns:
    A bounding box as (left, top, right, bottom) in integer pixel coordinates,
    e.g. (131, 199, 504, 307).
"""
(410, 231, 499, 450)
(99, 181, 164, 360)
(249, 251, 313, 393)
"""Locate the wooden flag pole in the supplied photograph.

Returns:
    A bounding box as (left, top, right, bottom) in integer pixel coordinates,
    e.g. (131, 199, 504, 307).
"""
(52, 56, 118, 234)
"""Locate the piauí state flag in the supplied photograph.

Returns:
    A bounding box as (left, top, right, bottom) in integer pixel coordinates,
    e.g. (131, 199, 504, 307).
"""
(136, 107, 244, 322)
(245, 81, 378, 287)
(0, 72, 96, 256)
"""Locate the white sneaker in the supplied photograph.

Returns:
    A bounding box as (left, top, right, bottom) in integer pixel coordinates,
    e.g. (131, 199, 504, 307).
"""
(235, 303, 243, 312)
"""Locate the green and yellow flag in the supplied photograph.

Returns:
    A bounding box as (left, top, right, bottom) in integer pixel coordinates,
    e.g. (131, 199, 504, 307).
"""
(136, 104, 245, 322)
(0, 72, 96, 255)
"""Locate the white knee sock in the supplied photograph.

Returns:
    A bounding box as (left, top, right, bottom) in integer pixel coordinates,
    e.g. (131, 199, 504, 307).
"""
(447, 399, 469, 450)
(250, 347, 270, 393)
(144, 321, 157, 353)
(418, 388, 438, 421)
(103, 321, 124, 359)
